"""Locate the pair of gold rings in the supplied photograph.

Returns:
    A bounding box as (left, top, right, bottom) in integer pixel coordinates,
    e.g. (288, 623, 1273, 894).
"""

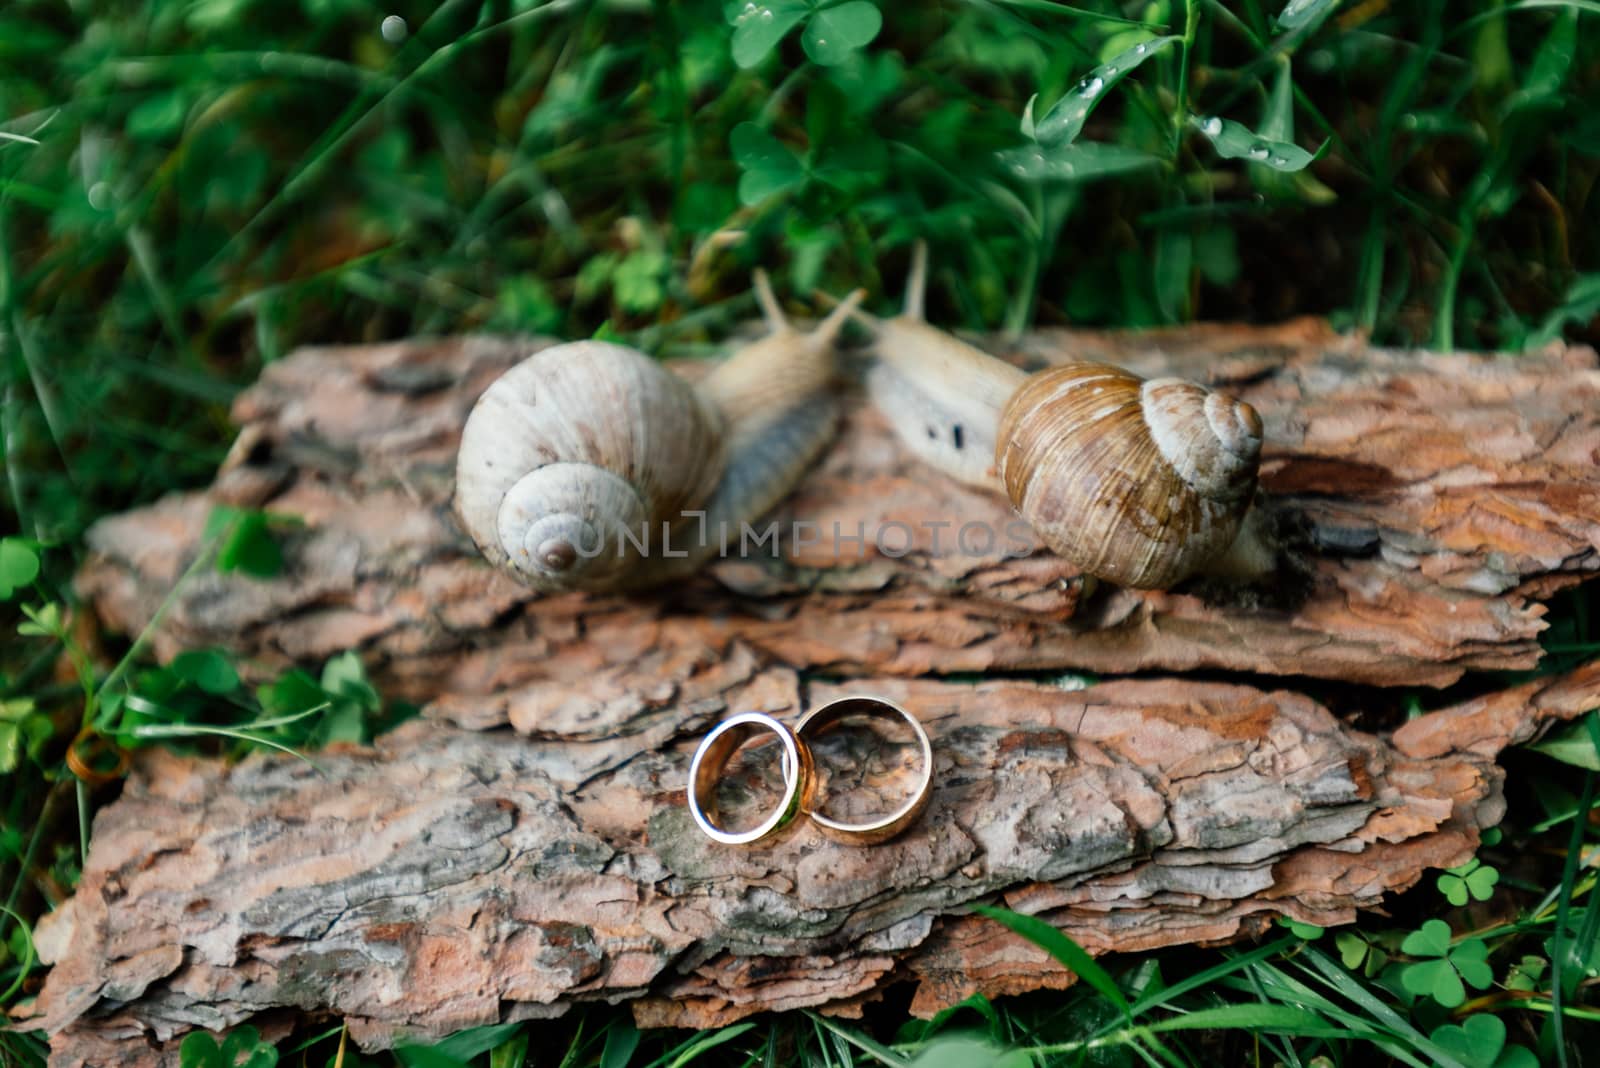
(687, 696, 934, 846)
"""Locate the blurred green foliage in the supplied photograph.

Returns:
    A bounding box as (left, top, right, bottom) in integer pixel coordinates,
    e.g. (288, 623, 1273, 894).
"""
(1, 0, 1597, 543)
(3, 2, 1600, 1065)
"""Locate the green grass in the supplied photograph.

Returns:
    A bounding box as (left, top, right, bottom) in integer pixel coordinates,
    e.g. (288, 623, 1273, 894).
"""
(3, 0, 1600, 1065)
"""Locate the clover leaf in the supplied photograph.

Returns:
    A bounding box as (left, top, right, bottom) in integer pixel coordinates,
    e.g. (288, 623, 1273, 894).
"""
(1335, 930, 1388, 977)
(206, 507, 285, 579)
(178, 1025, 278, 1068)
(0, 538, 40, 600)
(1438, 858, 1501, 906)
(171, 650, 241, 696)
(725, 0, 882, 69)
(1281, 918, 1324, 940)
(0, 699, 54, 775)
(727, 0, 807, 68)
(802, 2, 882, 66)
(1429, 1014, 1539, 1068)
(731, 123, 806, 204)
(1400, 920, 1493, 1007)
(1505, 954, 1548, 992)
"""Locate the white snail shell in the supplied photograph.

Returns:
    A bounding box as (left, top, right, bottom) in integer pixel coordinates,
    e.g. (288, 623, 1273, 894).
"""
(859, 243, 1268, 590)
(456, 340, 726, 591)
(454, 274, 865, 593)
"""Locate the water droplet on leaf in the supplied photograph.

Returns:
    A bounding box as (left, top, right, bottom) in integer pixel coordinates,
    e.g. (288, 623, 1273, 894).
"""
(380, 14, 407, 42)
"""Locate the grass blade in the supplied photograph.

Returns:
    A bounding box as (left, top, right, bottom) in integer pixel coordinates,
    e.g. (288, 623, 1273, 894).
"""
(975, 905, 1131, 1021)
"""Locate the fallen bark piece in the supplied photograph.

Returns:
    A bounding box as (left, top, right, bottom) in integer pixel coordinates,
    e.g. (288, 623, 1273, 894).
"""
(23, 662, 1600, 1062)
(74, 324, 1600, 703)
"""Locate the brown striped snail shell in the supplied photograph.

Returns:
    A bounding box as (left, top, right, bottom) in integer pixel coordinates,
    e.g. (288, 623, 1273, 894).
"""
(996, 363, 1263, 589)
(854, 243, 1270, 590)
(454, 273, 864, 593)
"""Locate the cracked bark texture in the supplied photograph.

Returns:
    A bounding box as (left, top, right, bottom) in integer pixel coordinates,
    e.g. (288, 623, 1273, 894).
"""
(21, 666, 1600, 1066)
(20, 322, 1600, 1064)
(74, 321, 1600, 693)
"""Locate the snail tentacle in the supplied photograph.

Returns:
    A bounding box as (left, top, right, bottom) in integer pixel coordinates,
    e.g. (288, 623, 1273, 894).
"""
(862, 246, 1271, 590)
(455, 275, 859, 594)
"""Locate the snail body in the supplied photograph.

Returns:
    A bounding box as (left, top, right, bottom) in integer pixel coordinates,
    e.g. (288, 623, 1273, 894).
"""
(860, 244, 1270, 589)
(455, 274, 863, 593)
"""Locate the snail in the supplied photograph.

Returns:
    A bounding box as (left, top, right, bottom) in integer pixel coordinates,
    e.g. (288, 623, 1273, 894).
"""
(455, 273, 865, 593)
(853, 244, 1274, 590)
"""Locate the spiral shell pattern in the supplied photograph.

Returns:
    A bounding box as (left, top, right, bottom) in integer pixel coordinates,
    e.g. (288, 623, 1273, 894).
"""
(454, 341, 726, 592)
(995, 363, 1262, 589)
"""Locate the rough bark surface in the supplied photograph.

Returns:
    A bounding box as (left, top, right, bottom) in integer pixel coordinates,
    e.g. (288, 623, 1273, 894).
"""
(21, 665, 1600, 1066)
(20, 322, 1600, 1064)
(75, 321, 1600, 695)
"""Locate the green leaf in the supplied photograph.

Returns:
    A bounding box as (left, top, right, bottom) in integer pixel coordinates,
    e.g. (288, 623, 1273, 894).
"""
(1530, 711, 1600, 769)
(489, 1031, 530, 1068)
(172, 649, 240, 696)
(974, 906, 1130, 1020)
(998, 141, 1160, 182)
(1191, 115, 1317, 171)
(1439, 871, 1471, 907)
(1406, 958, 1466, 1007)
(811, 134, 887, 190)
(1521, 6, 1577, 102)
(402, 1022, 525, 1064)
(1495, 1047, 1542, 1068)
(1145, 1003, 1344, 1036)
(801, 1, 882, 66)
(213, 509, 284, 578)
(0, 538, 40, 599)
(1402, 919, 1454, 958)
(1033, 36, 1180, 146)
(1335, 931, 1368, 970)
(493, 276, 564, 334)
(0, 722, 19, 775)
(181, 1027, 277, 1068)
(909, 1036, 1023, 1068)
(1451, 940, 1494, 990)
(600, 1018, 641, 1068)
(613, 250, 668, 314)
(726, 0, 808, 68)
(179, 1031, 224, 1068)
(18, 602, 62, 639)
(219, 1026, 278, 1068)
(1277, 0, 1339, 31)
(320, 651, 379, 709)
(127, 92, 189, 140)
(1505, 954, 1548, 992)
(1259, 61, 1294, 143)
(665, 1022, 757, 1068)
(1465, 864, 1500, 901)
(730, 123, 806, 204)
(920, 992, 1002, 1038)
(1431, 1013, 1504, 1068)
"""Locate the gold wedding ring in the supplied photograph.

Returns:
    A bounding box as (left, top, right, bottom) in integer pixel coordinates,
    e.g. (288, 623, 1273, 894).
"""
(688, 699, 934, 847)
(796, 696, 934, 846)
(687, 712, 814, 846)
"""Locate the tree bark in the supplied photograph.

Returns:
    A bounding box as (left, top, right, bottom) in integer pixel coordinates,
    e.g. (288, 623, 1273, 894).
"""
(17, 322, 1600, 1065)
